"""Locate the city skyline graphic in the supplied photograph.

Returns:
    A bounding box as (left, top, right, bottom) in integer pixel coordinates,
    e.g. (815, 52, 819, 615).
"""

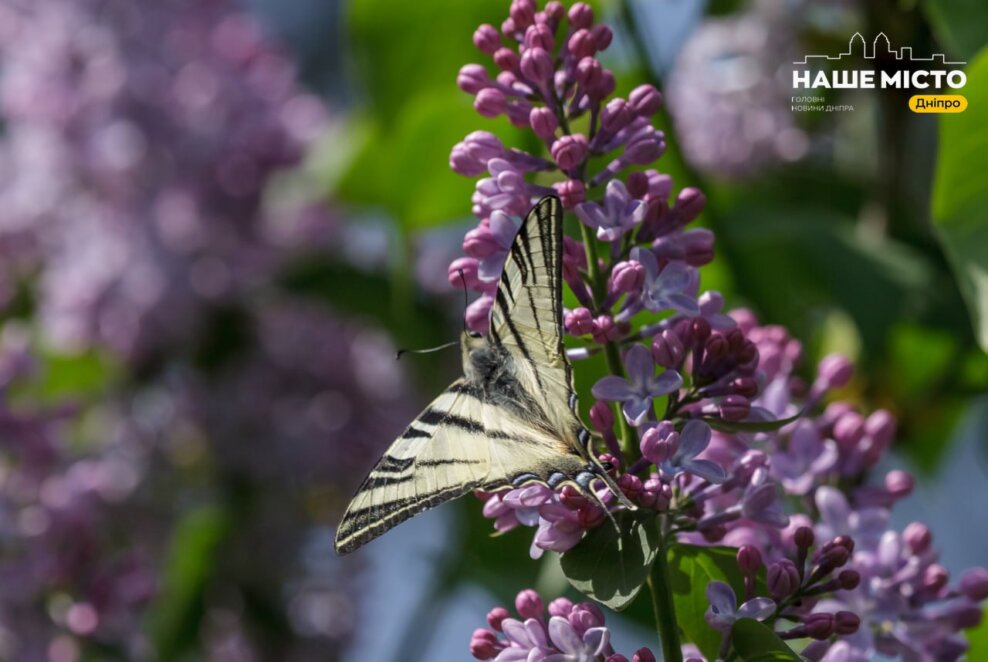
(793, 32, 966, 66)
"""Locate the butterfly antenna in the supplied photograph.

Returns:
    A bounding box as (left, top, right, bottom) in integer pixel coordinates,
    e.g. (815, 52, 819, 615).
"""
(395, 340, 459, 361)
(457, 268, 469, 333)
(591, 458, 637, 511)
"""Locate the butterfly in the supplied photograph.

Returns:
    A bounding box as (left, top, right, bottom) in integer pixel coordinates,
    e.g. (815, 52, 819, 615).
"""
(335, 196, 630, 554)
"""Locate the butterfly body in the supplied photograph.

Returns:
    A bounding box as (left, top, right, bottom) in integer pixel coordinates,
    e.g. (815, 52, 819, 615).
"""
(335, 197, 626, 555)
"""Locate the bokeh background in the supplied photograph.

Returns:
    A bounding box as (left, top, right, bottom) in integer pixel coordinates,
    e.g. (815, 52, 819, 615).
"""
(0, 0, 985, 660)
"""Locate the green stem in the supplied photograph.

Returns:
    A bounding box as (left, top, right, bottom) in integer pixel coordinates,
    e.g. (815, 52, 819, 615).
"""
(647, 518, 683, 662)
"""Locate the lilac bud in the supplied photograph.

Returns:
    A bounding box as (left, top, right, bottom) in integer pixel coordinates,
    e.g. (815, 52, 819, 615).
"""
(960, 567, 988, 601)
(567, 28, 596, 59)
(510, 0, 536, 29)
(624, 133, 664, 165)
(515, 589, 543, 619)
(885, 469, 914, 498)
(767, 559, 801, 599)
(487, 607, 509, 631)
(834, 611, 860, 635)
(804, 613, 835, 640)
(568, 2, 594, 29)
(676, 228, 716, 266)
(737, 545, 763, 574)
(619, 473, 643, 500)
(633, 649, 656, 662)
(450, 143, 486, 177)
(833, 411, 865, 449)
(732, 377, 758, 398)
(493, 47, 519, 72)
(692, 317, 712, 343)
(568, 602, 604, 635)
(465, 130, 505, 161)
(598, 70, 616, 99)
(463, 224, 499, 258)
(529, 108, 558, 140)
(591, 24, 613, 51)
(520, 47, 554, 84)
(865, 409, 896, 447)
(448, 257, 484, 291)
(629, 84, 662, 116)
(590, 400, 614, 433)
(607, 656, 629, 662)
(565, 307, 594, 336)
(818, 354, 854, 389)
(674, 187, 706, 224)
(574, 56, 603, 92)
(592, 315, 622, 343)
(953, 606, 983, 629)
(470, 628, 499, 659)
(466, 295, 493, 334)
(545, 2, 565, 22)
(548, 597, 574, 617)
(458, 64, 491, 94)
(555, 179, 585, 209)
(837, 570, 860, 590)
(652, 329, 685, 369)
(923, 564, 949, 593)
(524, 24, 555, 50)
(795, 526, 815, 549)
(474, 88, 507, 118)
(551, 134, 588, 170)
(474, 24, 501, 55)
(640, 422, 677, 465)
(626, 171, 649, 198)
(903, 522, 932, 554)
(640, 475, 669, 509)
(601, 98, 633, 133)
(719, 395, 751, 422)
(705, 335, 728, 361)
(610, 260, 645, 294)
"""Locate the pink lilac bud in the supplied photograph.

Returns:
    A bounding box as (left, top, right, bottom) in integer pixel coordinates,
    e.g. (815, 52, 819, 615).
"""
(487, 607, 510, 631)
(837, 570, 860, 590)
(767, 559, 801, 599)
(795, 526, 815, 549)
(903, 522, 932, 554)
(565, 308, 594, 336)
(640, 422, 677, 465)
(865, 409, 896, 447)
(466, 295, 493, 333)
(640, 475, 669, 509)
(458, 64, 491, 94)
(626, 171, 649, 198)
(610, 260, 644, 294)
(568, 28, 596, 59)
(818, 354, 854, 389)
(960, 567, 988, 601)
(804, 613, 835, 640)
(555, 179, 585, 208)
(674, 187, 706, 223)
(601, 98, 633, 134)
(471, 628, 499, 659)
(510, 0, 536, 29)
(834, 611, 860, 635)
(529, 107, 558, 140)
(732, 376, 758, 398)
(449, 257, 485, 290)
(923, 564, 949, 593)
(545, 1, 565, 21)
(652, 329, 685, 369)
(464, 224, 500, 258)
(575, 57, 603, 93)
(737, 545, 763, 574)
(515, 589, 543, 619)
(493, 47, 519, 72)
(591, 315, 622, 343)
(475, 88, 507, 118)
(591, 24, 613, 50)
(501, 17, 517, 36)
(520, 47, 554, 84)
(551, 134, 589, 170)
(589, 400, 614, 433)
(524, 24, 555, 50)
(624, 134, 664, 165)
(568, 3, 594, 29)
(548, 597, 574, 618)
(474, 24, 501, 55)
(619, 474, 643, 500)
(629, 84, 662, 116)
(719, 395, 750, 421)
(885, 469, 914, 498)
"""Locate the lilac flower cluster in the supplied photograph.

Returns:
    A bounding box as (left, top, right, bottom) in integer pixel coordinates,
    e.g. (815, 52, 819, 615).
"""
(454, 2, 987, 660)
(470, 589, 655, 662)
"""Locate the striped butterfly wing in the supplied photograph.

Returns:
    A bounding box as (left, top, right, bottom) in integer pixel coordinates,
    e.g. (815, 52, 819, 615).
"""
(334, 379, 586, 554)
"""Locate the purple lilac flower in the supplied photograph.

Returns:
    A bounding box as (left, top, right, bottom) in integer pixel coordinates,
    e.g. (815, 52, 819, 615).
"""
(769, 420, 838, 494)
(574, 180, 644, 241)
(704, 581, 775, 633)
(592, 344, 681, 425)
(660, 420, 727, 484)
(632, 247, 700, 316)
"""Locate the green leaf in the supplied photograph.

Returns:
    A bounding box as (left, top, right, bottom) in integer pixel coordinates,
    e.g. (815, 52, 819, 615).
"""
(932, 47, 988, 352)
(666, 544, 748, 661)
(702, 411, 803, 433)
(559, 510, 660, 610)
(922, 0, 988, 61)
(731, 618, 801, 661)
(147, 505, 233, 660)
(969, 608, 988, 659)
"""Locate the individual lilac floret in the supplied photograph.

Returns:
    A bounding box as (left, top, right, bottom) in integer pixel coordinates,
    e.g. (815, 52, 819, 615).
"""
(574, 180, 644, 241)
(591, 344, 682, 425)
(770, 420, 839, 495)
(631, 247, 699, 316)
(545, 616, 609, 661)
(477, 211, 520, 281)
(704, 581, 774, 633)
(814, 486, 889, 551)
(661, 420, 727, 484)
